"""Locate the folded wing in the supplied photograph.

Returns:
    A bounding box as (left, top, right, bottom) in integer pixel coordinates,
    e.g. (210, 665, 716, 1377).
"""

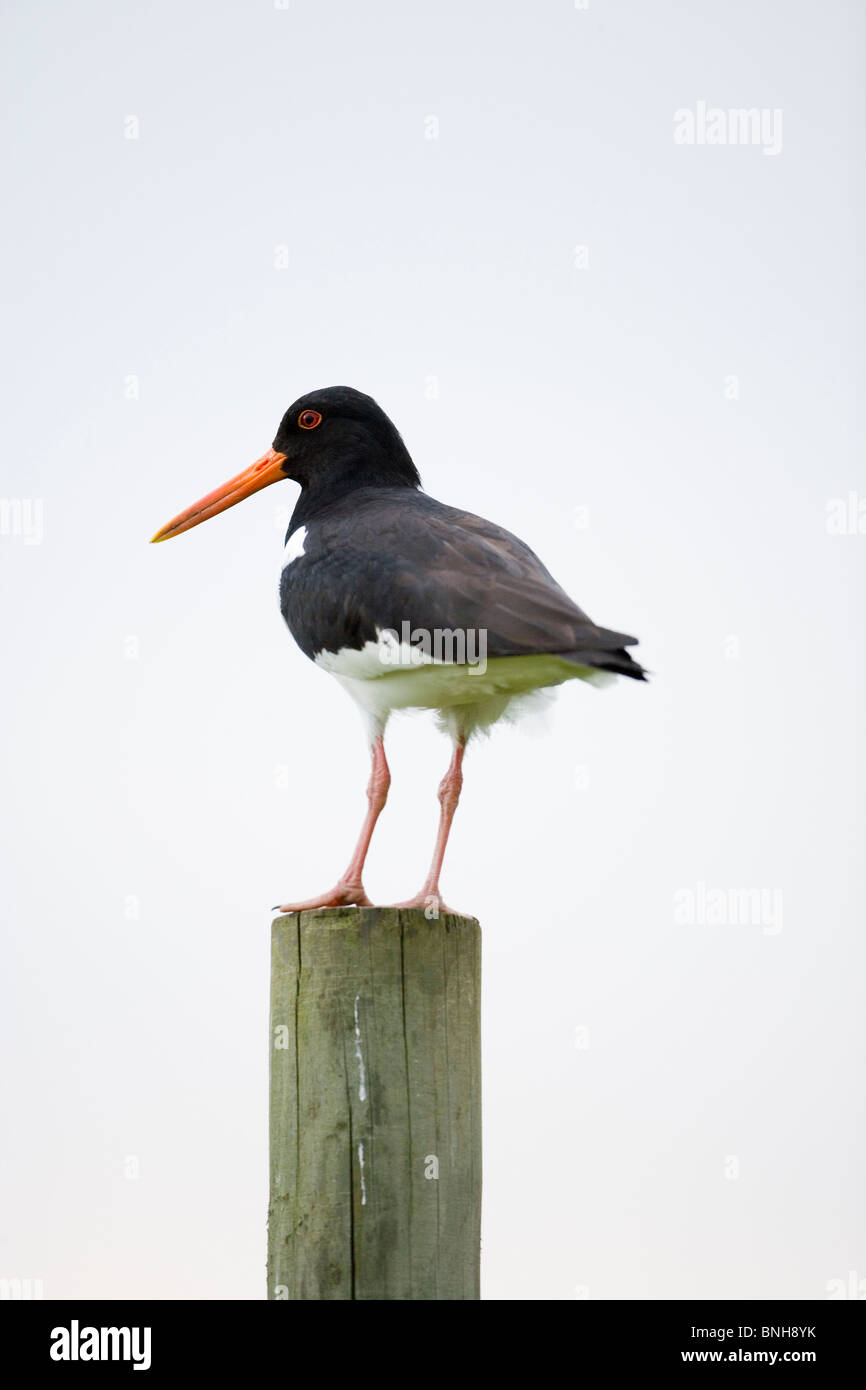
(282, 490, 646, 681)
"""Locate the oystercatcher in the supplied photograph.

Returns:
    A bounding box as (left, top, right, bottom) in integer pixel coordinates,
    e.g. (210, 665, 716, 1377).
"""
(152, 387, 645, 913)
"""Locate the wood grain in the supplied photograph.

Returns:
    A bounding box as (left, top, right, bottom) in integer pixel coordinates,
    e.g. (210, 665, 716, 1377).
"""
(268, 907, 481, 1300)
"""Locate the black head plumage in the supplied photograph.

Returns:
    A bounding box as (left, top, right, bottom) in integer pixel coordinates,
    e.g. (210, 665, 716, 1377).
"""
(273, 386, 422, 505)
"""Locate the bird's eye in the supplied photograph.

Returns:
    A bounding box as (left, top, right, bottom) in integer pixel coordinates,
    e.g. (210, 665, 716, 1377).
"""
(298, 409, 322, 430)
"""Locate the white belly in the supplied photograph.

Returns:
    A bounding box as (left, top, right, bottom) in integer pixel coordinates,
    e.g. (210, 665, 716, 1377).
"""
(315, 636, 606, 740)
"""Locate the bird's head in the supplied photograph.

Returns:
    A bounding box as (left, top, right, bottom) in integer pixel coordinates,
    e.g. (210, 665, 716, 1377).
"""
(151, 385, 420, 543)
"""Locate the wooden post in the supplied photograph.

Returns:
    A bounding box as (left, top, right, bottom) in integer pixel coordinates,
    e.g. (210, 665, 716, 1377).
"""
(268, 907, 482, 1300)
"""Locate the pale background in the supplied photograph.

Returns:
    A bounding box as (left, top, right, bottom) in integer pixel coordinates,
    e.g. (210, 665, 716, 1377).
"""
(1, 0, 863, 1300)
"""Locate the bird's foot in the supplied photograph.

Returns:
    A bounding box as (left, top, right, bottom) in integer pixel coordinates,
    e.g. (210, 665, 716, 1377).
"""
(391, 889, 464, 918)
(275, 881, 372, 913)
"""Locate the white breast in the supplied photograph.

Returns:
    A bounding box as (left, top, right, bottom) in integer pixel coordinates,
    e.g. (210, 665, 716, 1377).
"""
(282, 525, 307, 567)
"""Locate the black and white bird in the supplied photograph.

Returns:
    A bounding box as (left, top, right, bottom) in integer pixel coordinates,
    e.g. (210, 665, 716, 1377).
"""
(152, 386, 645, 913)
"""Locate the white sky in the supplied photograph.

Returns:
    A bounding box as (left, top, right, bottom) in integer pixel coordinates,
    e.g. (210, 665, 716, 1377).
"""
(1, 0, 863, 1300)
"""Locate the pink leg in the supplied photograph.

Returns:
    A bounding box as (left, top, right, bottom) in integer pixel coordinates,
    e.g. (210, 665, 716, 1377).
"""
(278, 737, 390, 912)
(393, 740, 466, 916)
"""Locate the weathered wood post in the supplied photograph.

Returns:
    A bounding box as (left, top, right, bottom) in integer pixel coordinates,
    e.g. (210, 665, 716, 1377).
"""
(268, 907, 482, 1300)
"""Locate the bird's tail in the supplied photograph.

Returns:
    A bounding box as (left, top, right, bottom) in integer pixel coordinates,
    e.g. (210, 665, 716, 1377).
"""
(562, 627, 647, 682)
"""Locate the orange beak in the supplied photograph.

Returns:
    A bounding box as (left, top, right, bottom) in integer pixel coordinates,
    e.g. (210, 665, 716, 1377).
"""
(150, 448, 288, 543)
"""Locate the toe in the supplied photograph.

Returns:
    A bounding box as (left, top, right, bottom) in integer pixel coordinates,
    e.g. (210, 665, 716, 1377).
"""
(276, 882, 371, 913)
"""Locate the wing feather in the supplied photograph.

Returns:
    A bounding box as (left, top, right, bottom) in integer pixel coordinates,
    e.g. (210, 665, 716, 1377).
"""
(281, 489, 645, 680)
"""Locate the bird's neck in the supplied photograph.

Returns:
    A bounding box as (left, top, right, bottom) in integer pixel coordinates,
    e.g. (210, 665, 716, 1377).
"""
(288, 454, 420, 531)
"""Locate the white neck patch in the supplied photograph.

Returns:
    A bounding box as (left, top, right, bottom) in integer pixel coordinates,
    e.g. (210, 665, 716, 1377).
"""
(282, 525, 307, 567)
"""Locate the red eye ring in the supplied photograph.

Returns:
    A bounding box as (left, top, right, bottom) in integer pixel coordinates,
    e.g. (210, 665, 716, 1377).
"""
(298, 409, 322, 430)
